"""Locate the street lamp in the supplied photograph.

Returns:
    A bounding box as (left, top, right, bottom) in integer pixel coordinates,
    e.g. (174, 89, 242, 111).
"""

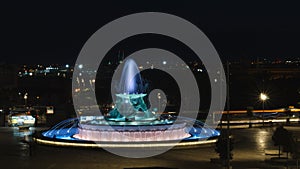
(36, 96, 40, 105)
(24, 93, 28, 106)
(260, 93, 269, 125)
(157, 93, 161, 113)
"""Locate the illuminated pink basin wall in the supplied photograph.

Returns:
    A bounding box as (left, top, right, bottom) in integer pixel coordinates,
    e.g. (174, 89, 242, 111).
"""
(73, 123, 190, 142)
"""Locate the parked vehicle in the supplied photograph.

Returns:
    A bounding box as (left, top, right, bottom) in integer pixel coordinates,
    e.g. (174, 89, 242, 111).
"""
(7, 110, 35, 127)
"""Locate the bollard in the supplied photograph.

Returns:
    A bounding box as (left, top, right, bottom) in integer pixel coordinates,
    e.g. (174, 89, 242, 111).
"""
(286, 118, 290, 125)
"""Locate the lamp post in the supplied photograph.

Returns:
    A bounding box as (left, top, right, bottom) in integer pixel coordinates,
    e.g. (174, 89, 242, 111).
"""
(36, 96, 40, 106)
(157, 93, 161, 113)
(24, 93, 28, 107)
(260, 93, 268, 125)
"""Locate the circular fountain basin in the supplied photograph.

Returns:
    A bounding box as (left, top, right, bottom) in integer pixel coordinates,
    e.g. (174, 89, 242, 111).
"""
(34, 116, 220, 148)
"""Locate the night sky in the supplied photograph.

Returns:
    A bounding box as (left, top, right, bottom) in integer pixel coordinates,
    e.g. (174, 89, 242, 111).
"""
(1, 1, 300, 64)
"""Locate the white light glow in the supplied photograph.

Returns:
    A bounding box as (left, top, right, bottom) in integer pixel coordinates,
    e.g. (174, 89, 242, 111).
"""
(260, 93, 268, 101)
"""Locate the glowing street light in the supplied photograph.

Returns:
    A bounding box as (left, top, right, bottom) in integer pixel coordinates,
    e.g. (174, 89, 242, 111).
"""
(260, 93, 269, 125)
(24, 93, 28, 106)
(260, 93, 268, 101)
(157, 93, 161, 113)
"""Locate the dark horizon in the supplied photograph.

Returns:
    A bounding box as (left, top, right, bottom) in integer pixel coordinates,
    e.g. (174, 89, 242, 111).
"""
(2, 1, 300, 64)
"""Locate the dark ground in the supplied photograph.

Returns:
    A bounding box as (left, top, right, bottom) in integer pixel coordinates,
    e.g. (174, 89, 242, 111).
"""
(1, 125, 300, 169)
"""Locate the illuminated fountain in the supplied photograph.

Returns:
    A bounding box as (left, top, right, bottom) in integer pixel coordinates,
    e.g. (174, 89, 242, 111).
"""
(37, 59, 220, 147)
(72, 59, 189, 142)
(106, 59, 155, 121)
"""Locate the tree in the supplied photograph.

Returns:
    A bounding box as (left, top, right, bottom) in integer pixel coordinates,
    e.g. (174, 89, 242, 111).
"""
(272, 125, 295, 158)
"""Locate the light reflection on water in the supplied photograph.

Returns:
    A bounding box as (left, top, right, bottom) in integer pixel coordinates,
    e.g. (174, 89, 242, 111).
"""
(12, 127, 34, 137)
(254, 128, 274, 152)
(7, 127, 36, 157)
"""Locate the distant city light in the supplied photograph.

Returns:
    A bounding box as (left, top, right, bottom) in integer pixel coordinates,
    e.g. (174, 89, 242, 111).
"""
(65, 64, 69, 68)
(162, 61, 167, 65)
(78, 64, 83, 69)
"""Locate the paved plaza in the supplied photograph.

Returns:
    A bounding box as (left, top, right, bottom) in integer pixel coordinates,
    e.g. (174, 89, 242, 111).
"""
(1, 125, 300, 169)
